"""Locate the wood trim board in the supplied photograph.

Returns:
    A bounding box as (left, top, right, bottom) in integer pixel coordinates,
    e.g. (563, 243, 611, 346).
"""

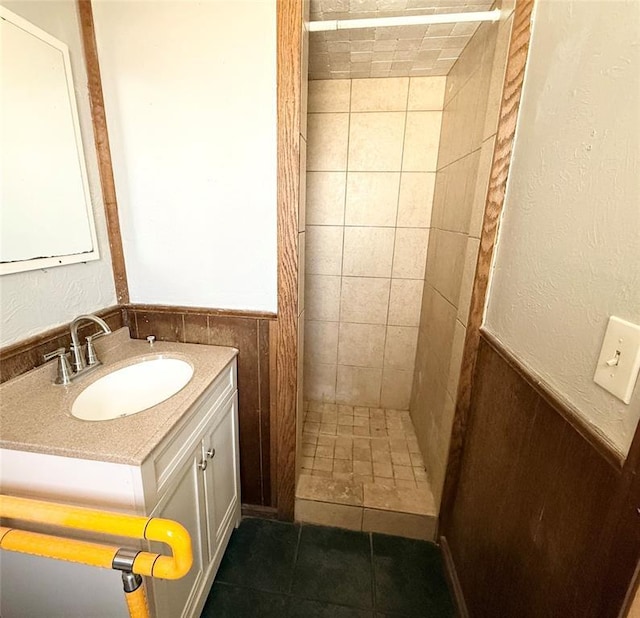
(275, 0, 302, 521)
(77, 0, 129, 304)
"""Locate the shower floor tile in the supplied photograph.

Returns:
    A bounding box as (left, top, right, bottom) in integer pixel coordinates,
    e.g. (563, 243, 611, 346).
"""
(296, 401, 437, 540)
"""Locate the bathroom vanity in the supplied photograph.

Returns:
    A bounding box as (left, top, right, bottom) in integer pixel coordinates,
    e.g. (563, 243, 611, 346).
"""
(0, 328, 240, 618)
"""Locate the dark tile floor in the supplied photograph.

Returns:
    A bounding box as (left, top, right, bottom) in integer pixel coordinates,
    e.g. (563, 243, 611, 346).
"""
(201, 518, 455, 617)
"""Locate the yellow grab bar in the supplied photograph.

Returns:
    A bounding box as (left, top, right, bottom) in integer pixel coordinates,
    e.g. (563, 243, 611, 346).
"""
(0, 494, 192, 579)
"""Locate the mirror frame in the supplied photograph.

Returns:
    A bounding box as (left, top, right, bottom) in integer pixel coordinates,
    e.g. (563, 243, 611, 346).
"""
(0, 6, 100, 275)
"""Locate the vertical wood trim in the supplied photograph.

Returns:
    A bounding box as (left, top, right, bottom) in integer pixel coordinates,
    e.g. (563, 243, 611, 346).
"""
(439, 0, 535, 533)
(276, 0, 302, 520)
(78, 0, 129, 304)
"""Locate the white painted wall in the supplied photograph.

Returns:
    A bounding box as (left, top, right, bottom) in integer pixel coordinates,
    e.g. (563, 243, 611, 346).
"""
(485, 0, 640, 455)
(92, 1, 277, 312)
(0, 1, 116, 347)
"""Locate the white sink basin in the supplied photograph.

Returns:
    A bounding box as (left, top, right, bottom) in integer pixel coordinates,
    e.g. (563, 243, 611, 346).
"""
(71, 357, 194, 421)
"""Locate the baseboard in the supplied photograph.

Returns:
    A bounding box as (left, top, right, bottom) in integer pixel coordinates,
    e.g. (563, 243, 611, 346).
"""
(241, 504, 279, 519)
(440, 535, 469, 618)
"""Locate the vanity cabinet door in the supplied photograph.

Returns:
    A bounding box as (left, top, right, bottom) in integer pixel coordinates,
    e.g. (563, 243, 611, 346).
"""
(149, 450, 207, 618)
(202, 393, 240, 563)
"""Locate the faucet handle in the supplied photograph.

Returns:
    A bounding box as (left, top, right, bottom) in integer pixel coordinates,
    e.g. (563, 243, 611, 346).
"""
(86, 331, 107, 343)
(85, 334, 104, 367)
(44, 347, 67, 361)
(147, 336, 156, 347)
(43, 348, 73, 385)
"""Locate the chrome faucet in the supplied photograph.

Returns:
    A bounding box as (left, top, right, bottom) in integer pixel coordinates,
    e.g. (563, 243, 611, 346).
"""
(44, 314, 112, 385)
(70, 314, 112, 372)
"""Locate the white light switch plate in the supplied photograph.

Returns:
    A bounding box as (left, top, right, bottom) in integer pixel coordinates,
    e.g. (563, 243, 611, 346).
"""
(594, 316, 640, 404)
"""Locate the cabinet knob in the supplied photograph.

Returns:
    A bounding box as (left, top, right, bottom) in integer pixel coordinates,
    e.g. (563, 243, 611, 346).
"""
(198, 459, 207, 471)
(206, 448, 216, 459)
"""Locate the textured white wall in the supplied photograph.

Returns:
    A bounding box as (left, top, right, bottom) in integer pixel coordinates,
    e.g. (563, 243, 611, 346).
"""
(0, 0, 117, 348)
(485, 0, 640, 455)
(92, 0, 277, 312)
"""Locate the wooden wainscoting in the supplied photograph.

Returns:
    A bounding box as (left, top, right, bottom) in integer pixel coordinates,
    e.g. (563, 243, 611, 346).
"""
(126, 304, 276, 509)
(442, 332, 639, 617)
(0, 306, 125, 383)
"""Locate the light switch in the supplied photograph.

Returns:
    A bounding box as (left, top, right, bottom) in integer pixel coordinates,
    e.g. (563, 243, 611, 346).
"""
(594, 316, 640, 404)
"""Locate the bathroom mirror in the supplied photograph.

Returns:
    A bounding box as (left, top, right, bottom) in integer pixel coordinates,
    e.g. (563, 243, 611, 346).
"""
(0, 6, 99, 275)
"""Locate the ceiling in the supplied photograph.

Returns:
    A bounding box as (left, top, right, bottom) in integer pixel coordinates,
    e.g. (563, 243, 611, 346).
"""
(308, 0, 494, 80)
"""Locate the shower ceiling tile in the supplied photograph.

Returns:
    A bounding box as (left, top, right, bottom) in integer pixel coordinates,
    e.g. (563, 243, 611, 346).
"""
(309, 0, 493, 79)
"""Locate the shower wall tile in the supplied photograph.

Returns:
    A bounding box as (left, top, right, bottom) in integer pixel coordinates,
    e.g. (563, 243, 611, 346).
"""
(441, 150, 480, 234)
(431, 229, 467, 306)
(305, 362, 338, 402)
(340, 277, 391, 325)
(308, 79, 351, 113)
(305, 274, 341, 321)
(381, 368, 414, 410)
(397, 172, 435, 228)
(392, 228, 429, 279)
(411, 17, 512, 504)
(337, 322, 386, 368)
(307, 113, 349, 170)
(343, 227, 395, 277)
(305, 320, 339, 366)
(345, 172, 400, 226)
(447, 319, 467, 397)
(483, 14, 514, 140)
(388, 279, 424, 327)
(299, 137, 307, 232)
(304, 77, 445, 409)
(336, 365, 383, 407)
(384, 326, 419, 370)
(402, 112, 442, 171)
(457, 237, 480, 326)
(407, 76, 446, 111)
(306, 172, 346, 225)
(351, 77, 409, 112)
(469, 136, 496, 239)
(348, 112, 406, 171)
(306, 225, 344, 275)
(299, 232, 306, 315)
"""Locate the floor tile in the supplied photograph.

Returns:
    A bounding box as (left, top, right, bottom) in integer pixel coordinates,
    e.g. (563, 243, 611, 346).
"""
(292, 525, 373, 609)
(201, 583, 288, 618)
(372, 534, 454, 617)
(288, 597, 374, 617)
(215, 518, 299, 593)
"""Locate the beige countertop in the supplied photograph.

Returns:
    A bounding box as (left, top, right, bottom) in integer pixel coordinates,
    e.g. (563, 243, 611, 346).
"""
(0, 328, 237, 466)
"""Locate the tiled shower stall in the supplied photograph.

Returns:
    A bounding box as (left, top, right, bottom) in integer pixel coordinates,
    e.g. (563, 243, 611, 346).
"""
(304, 76, 444, 410)
(296, 6, 514, 537)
